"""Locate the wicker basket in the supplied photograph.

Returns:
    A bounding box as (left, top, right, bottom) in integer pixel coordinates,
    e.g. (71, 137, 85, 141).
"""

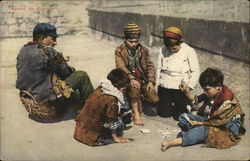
(20, 90, 62, 120)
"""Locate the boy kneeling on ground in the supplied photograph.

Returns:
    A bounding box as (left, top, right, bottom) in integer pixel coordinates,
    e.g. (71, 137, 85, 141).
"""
(74, 69, 133, 146)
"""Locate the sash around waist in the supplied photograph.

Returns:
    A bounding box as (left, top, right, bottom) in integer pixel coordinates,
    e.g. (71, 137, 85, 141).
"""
(160, 69, 189, 77)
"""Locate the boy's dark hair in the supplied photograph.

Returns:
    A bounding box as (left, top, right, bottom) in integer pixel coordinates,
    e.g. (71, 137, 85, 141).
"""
(107, 68, 129, 89)
(163, 38, 182, 48)
(199, 68, 224, 87)
(33, 34, 46, 41)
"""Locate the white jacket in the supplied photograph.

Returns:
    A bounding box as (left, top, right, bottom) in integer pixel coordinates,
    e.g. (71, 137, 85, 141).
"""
(156, 43, 200, 90)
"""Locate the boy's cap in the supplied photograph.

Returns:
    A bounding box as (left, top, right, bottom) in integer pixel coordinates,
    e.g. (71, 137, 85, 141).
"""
(163, 27, 182, 41)
(33, 23, 58, 38)
(124, 23, 141, 39)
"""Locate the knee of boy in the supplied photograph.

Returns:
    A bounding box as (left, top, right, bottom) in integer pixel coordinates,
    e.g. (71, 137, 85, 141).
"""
(143, 93, 159, 103)
(129, 97, 141, 103)
(145, 97, 158, 104)
(178, 117, 192, 131)
(151, 96, 159, 104)
(178, 113, 186, 120)
(128, 87, 141, 100)
(178, 114, 191, 125)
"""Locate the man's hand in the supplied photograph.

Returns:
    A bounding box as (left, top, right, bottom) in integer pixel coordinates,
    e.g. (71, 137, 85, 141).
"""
(130, 79, 141, 89)
(146, 82, 155, 93)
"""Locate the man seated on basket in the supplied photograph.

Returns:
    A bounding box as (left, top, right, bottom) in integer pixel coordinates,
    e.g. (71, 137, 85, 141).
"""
(16, 23, 94, 121)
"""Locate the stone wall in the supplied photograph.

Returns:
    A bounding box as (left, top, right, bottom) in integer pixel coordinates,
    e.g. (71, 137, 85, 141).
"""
(88, 9, 249, 63)
(87, 4, 249, 110)
(0, 1, 90, 38)
(89, 0, 249, 23)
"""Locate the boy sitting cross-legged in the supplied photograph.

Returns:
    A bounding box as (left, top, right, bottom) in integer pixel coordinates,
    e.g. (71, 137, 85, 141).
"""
(161, 68, 246, 151)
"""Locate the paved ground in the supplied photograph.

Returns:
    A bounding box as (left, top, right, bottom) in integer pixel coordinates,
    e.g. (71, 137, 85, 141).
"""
(0, 29, 249, 161)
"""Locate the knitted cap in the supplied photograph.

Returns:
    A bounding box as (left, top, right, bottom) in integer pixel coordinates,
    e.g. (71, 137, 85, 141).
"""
(163, 27, 183, 41)
(124, 23, 141, 39)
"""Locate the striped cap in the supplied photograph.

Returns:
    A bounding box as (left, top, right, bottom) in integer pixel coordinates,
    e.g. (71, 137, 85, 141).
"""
(163, 27, 183, 41)
(124, 23, 141, 39)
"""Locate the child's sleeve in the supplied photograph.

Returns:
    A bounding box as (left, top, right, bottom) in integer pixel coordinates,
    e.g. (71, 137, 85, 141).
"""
(191, 93, 206, 111)
(105, 102, 119, 119)
(103, 102, 123, 130)
(202, 100, 235, 126)
(196, 93, 206, 104)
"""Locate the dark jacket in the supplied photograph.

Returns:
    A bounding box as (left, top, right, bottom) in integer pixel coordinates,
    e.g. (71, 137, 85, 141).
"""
(16, 43, 75, 103)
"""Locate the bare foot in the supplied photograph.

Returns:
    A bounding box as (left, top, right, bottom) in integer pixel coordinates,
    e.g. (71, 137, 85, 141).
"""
(133, 118, 145, 126)
(161, 140, 171, 152)
(161, 138, 182, 152)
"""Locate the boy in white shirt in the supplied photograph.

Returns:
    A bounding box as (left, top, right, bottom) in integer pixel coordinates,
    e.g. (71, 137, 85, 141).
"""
(156, 27, 200, 120)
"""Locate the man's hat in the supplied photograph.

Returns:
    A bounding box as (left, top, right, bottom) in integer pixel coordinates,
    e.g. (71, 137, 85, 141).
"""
(163, 27, 183, 41)
(124, 23, 141, 39)
(33, 23, 58, 38)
